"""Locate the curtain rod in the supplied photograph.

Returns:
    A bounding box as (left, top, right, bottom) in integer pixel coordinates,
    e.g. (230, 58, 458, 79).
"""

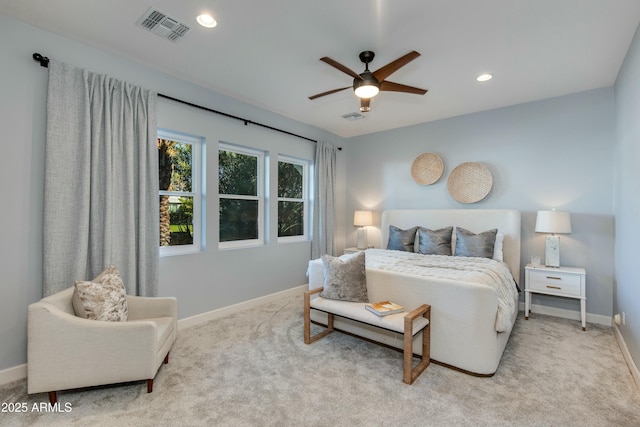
(32, 53, 341, 150)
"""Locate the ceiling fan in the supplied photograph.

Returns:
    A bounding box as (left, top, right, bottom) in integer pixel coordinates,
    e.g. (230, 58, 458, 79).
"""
(308, 50, 427, 112)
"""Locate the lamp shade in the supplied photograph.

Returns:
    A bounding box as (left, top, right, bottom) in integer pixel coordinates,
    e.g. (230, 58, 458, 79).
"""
(535, 210, 572, 234)
(353, 210, 373, 227)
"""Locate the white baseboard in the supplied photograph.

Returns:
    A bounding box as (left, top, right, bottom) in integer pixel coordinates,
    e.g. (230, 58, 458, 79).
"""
(613, 324, 640, 391)
(0, 363, 26, 386)
(178, 284, 307, 330)
(518, 302, 611, 326)
(0, 285, 308, 387)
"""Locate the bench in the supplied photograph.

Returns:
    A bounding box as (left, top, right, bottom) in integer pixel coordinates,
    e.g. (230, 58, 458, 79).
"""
(304, 287, 431, 384)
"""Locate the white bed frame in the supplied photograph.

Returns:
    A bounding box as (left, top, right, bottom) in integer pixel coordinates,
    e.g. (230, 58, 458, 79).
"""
(307, 209, 522, 376)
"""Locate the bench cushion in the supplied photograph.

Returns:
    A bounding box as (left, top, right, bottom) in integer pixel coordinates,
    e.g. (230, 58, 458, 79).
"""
(310, 296, 429, 334)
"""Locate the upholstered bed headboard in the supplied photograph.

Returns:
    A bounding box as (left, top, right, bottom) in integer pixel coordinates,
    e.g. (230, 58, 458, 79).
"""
(380, 209, 521, 280)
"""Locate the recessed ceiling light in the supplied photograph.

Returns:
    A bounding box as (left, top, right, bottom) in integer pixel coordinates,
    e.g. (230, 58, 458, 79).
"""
(476, 73, 493, 82)
(196, 14, 217, 28)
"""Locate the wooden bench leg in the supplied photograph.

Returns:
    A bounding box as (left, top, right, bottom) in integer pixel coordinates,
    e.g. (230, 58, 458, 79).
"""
(304, 288, 334, 344)
(403, 304, 431, 385)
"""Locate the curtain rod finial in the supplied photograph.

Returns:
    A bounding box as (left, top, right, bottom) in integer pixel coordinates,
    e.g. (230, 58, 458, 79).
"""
(33, 53, 49, 68)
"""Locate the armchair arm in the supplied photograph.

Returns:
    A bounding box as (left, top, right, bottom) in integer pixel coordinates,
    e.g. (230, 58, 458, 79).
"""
(126, 296, 177, 321)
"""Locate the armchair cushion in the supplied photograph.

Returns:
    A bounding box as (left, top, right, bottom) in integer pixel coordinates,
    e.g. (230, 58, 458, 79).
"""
(72, 265, 128, 322)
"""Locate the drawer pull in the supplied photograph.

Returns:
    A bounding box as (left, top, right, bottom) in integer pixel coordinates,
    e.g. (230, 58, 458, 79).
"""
(546, 285, 561, 290)
(546, 276, 562, 280)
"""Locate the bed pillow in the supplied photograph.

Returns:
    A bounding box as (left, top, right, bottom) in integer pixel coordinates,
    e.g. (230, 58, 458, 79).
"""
(387, 225, 418, 252)
(72, 265, 128, 322)
(417, 226, 453, 255)
(454, 227, 498, 259)
(320, 252, 368, 302)
(493, 233, 504, 262)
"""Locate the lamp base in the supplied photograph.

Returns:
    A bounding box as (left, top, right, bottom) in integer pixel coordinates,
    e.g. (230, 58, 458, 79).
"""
(356, 228, 368, 250)
(544, 235, 560, 267)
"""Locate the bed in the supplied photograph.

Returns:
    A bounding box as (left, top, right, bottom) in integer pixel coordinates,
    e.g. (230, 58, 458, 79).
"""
(307, 209, 521, 376)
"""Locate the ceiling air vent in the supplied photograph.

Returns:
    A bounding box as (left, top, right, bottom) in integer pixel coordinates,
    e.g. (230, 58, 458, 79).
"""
(136, 8, 191, 42)
(341, 112, 365, 121)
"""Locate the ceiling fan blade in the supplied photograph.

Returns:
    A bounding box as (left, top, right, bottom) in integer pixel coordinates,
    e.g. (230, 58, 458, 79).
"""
(320, 57, 363, 80)
(372, 51, 421, 82)
(360, 98, 371, 112)
(308, 86, 351, 100)
(380, 80, 428, 95)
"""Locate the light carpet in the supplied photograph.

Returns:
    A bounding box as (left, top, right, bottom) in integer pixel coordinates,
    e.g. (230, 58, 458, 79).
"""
(1, 294, 639, 426)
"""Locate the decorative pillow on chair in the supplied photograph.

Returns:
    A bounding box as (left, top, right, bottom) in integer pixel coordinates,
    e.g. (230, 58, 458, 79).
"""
(320, 252, 368, 302)
(73, 265, 128, 322)
(418, 226, 453, 255)
(454, 227, 498, 259)
(387, 225, 418, 252)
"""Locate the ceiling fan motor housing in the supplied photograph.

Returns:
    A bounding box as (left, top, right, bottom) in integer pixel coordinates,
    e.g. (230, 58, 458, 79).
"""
(353, 71, 380, 97)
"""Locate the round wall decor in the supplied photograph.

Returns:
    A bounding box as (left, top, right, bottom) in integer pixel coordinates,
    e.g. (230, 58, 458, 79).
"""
(411, 152, 444, 185)
(447, 162, 493, 203)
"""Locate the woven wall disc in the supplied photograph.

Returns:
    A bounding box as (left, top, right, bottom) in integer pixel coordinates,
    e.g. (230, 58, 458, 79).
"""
(411, 152, 444, 185)
(447, 162, 493, 203)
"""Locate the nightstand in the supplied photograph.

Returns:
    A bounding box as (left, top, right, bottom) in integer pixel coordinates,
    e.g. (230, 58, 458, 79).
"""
(343, 247, 366, 255)
(524, 264, 586, 330)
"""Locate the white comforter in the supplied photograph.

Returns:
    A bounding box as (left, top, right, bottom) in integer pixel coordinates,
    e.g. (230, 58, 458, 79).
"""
(364, 249, 518, 332)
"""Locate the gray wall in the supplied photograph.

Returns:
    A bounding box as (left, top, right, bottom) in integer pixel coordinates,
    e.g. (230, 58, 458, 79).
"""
(0, 15, 345, 371)
(614, 22, 640, 368)
(341, 88, 615, 318)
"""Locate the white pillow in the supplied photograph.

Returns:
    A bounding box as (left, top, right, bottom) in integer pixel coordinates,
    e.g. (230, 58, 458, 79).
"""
(493, 233, 504, 262)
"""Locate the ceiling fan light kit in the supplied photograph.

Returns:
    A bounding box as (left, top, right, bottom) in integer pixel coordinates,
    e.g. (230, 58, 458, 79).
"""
(309, 50, 427, 112)
(353, 72, 380, 98)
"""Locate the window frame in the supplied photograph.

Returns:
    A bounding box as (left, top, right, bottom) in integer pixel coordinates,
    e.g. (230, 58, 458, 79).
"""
(218, 142, 265, 249)
(277, 155, 309, 243)
(158, 129, 205, 257)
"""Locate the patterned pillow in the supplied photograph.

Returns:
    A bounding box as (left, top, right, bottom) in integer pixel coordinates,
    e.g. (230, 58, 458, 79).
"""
(72, 265, 128, 322)
(454, 227, 498, 259)
(387, 225, 418, 252)
(418, 226, 453, 255)
(320, 252, 368, 302)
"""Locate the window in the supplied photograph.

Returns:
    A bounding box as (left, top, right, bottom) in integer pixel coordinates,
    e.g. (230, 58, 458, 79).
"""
(218, 143, 264, 248)
(278, 156, 308, 242)
(158, 130, 204, 256)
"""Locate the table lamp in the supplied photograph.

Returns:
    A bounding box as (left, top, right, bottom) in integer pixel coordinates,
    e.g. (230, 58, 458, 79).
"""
(354, 210, 373, 249)
(535, 209, 571, 267)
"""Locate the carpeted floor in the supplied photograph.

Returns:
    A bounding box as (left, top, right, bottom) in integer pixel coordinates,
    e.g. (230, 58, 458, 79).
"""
(1, 294, 639, 426)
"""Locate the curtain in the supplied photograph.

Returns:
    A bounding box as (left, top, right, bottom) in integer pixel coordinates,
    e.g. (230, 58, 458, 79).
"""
(43, 61, 159, 296)
(311, 141, 338, 258)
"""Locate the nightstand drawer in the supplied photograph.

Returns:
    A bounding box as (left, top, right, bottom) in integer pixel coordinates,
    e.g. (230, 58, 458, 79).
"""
(528, 270, 581, 296)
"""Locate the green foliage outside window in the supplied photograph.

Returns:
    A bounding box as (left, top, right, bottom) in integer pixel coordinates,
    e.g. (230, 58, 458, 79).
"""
(159, 139, 194, 246)
(278, 160, 305, 238)
(219, 149, 260, 242)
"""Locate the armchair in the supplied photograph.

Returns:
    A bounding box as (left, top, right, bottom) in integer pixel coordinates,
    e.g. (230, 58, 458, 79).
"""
(27, 287, 177, 403)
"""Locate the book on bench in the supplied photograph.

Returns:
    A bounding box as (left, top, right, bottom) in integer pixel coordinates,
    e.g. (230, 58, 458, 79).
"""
(365, 301, 404, 317)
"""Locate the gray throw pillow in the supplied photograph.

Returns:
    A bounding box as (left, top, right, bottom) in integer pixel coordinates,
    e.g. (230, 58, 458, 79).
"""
(454, 227, 498, 258)
(320, 252, 368, 302)
(387, 225, 418, 252)
(418, 226, 453, 255)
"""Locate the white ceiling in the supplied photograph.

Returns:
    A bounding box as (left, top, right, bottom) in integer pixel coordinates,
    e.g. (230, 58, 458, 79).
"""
(2, 0, 640, 138)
